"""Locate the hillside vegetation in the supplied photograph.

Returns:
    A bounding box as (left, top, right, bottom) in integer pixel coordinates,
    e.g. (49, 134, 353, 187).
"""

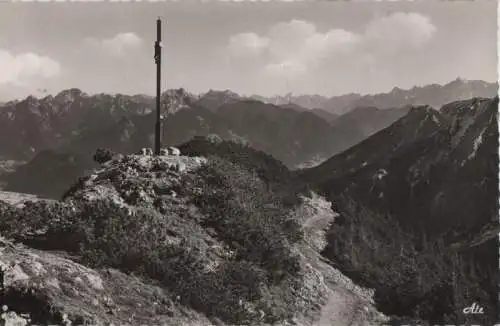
(0, 147, 387, 326)
(321, 196, 497, 325)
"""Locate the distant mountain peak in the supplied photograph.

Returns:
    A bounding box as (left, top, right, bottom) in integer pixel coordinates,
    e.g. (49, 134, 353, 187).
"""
(55, 88, 86, 102)
(209, 89, 239, 96)
(203, 89, 240, 98)
(24, 95, 38, 103)
(196, 90, 244, 112)
(161, 89, 197, 114)
(162, 88, 195, 99)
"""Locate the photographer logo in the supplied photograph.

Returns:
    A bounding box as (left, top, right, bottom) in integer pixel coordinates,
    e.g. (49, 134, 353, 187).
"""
(462, 302, 484, 314)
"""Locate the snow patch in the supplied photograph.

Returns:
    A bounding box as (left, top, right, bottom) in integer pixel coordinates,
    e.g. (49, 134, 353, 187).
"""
(467, 129, 484, 160)
(432, 115, 440, 125)
(450, 104, 483, 147)
(374, 169, 388, 180)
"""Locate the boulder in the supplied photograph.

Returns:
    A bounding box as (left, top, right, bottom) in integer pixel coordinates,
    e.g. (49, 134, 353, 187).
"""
(136, 148, 153, 156)
(168, 147, 181, 156)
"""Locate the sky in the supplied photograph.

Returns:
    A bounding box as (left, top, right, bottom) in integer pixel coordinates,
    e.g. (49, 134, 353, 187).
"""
(0, 1, 497, 101)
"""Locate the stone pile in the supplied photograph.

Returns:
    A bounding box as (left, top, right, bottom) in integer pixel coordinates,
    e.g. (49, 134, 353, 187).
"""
(136, 146, 181, 157)
(63, 148, 207, 209)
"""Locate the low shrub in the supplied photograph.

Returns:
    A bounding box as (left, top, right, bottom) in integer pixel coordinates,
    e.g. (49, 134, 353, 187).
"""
(180, 156, 303, 279)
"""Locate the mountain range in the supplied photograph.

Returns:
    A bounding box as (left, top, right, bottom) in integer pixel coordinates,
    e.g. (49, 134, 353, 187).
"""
(1, 79, 497, 199)
(253, 78, 497, 115)
(1, 78, 494, 164)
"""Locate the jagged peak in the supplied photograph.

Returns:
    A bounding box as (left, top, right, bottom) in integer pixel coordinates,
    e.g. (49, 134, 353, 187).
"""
(442, 77, 466, 87)
(55, 88, 86, 100)
(443, 77, 494, 88)
(23, 95, 39, 103)
(41, 94, 54, 102)
(202, 89, 241, 98)
(440, 97, 493, 119)
(219, 89, 239, 96)
(162, 88, 198, 101)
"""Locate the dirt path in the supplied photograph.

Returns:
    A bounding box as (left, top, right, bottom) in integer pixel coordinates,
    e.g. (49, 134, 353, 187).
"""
(317, 286, 360, 325)
(298, 193, 387, 326)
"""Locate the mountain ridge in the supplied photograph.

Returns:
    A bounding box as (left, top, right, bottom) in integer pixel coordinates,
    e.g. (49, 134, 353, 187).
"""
(299, 96, 498, 236)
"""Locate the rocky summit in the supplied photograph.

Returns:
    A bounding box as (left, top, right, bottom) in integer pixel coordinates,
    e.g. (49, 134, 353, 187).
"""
(0, 147, 388, 326)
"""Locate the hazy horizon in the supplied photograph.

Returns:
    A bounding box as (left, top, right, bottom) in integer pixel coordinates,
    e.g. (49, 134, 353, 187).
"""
(0, 1, 497, 102)
(0, 77, 497, 104)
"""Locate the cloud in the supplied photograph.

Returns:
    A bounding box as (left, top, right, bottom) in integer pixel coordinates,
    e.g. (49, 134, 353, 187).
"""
(264, 60, 308, 79)
(227, 33, 270, 57)
(267, 20, 316, 50)
(84, 32, 142, 57)
(364, 12, 437, 54)
(225, 12, 436, 83)
(0, 50, 61, 86)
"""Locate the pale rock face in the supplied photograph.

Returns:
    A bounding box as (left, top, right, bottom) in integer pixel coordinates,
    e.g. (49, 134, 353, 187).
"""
(168, 147, 181, 156)
(0, 311, 29, 326)
(0, 235, 210, 325)
(1, 264, 30, 284)
(175, 162, 186, 173)
(85, 273, 105, 291)
(137, 148, 154, 156)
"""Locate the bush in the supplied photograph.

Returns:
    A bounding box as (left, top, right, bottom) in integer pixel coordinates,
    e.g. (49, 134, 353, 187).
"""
(93, 148, 116, 164)
(178, 137, 304, 206)
(180, 156, 303, 279)
(160, 259, 268, 323)
(0, 200, 76, 242)
(0, 200, 22, 236)
(36, 198, 297, 324)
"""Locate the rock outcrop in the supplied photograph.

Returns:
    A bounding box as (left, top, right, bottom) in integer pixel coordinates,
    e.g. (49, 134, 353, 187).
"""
(0, 237, 214, 326)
